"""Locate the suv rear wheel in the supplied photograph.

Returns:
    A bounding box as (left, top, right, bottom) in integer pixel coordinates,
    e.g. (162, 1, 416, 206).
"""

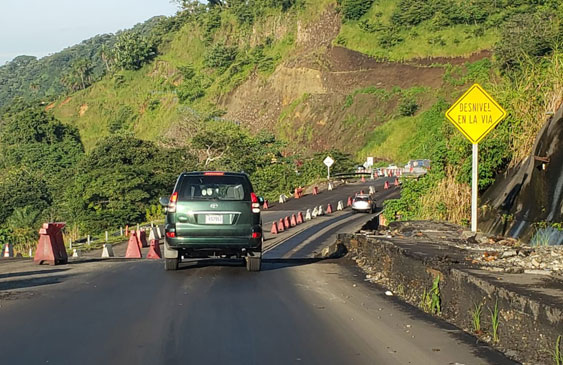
(165, 257, 180, 271)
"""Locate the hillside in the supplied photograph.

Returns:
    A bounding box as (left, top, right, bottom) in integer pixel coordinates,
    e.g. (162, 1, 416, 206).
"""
(0, 0, 561, 247)
(46, 0, 504, 152)
(0, 16, 168, 110)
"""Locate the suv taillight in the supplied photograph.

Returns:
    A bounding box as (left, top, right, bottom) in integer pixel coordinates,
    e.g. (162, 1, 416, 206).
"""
(251, 193, 260, 213)
(169, 191, 178, 213)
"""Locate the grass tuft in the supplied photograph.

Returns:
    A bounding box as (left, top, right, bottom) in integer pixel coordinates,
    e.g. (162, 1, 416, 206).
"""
(488, 299, 500, 343)
(470, 302, 483, 334)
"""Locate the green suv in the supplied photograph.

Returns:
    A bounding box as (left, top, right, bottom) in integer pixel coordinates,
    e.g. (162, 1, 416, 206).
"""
(160, 172, 263, 271)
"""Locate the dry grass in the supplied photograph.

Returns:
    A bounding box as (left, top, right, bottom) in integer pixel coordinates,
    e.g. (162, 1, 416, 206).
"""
(493, 52, 563, 167)
(419, 167, 471, 224)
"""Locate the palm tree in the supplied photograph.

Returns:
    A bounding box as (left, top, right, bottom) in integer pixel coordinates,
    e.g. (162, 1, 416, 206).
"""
(99, 44, 112, 72)
(71, 58, 93, 90)
(6, 206, 40, 252)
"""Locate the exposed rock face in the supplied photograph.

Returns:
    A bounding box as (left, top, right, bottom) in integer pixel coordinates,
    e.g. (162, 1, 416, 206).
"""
(480, 102, 563, 243)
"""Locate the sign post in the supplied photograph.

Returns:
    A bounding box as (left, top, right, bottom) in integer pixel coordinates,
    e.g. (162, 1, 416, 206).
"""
(445, 83, 507, 232)
(472, 143, 478, 232)
(323, 156, 334, 180)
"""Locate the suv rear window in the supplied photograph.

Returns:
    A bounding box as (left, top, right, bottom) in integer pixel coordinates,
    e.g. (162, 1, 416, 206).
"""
(177, 175, 252, 201)
(355, 196, 369, 202)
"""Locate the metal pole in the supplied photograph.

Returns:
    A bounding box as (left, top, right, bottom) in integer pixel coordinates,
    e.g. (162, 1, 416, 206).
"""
(327, 166, 330, 180)
(472, 143, 478, 232)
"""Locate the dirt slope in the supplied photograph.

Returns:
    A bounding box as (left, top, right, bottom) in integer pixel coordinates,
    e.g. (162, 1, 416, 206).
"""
(221, 7, 488, 154)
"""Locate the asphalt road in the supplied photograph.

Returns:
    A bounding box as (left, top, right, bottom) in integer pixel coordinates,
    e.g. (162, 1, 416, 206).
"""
(0, 180, 515, 365)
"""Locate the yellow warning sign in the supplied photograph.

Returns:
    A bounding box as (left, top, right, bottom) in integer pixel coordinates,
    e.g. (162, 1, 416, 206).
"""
(445, 83, 507, 144)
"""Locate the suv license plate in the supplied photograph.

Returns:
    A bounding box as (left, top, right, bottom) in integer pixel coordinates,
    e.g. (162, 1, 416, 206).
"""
(205, 214, 223, 224)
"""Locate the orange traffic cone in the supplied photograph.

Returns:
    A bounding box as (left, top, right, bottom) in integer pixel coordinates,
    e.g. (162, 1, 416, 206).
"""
(326, 204, 333, 214)
(271, 222, 278, 234)
(347, 196, 353, 207)
(147, 239, 162, 259)
(394, 177, 399, 186)
(277, 219, 285, 232)
(125, 231, 142, 258)
(297, 212, 304, 224)
(290, 214, 297, 227)
(384, 181, 390, 190)
(263, 200, 269, 209)
(284, 216, 291, 230)
(361, 175, 365, 183)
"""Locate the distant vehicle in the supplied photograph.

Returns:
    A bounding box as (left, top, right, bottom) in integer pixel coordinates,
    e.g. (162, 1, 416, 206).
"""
(351, 193, 376, 214)
(406, 159, 431, 169)
(160, 171, 263, 272)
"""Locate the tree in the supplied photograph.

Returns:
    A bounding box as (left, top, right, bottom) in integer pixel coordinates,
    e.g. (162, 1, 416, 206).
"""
(5, 206, 40, 251)
(112, 31, 156, 70)
(0, 105, 85, 200)
(99, 44, 113, 72)
(65, 135, 197, 231)
(190, 121, 281, 174)
(0, 168, 52, 225)
(71, 58, 93, 90)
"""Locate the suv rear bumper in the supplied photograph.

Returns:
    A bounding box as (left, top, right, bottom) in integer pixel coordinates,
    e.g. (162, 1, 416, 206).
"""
(166, 236, 262, 248)
(165, 236, 262, 259)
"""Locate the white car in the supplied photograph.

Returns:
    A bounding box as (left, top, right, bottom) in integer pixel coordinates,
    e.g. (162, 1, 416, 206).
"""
(351, 194, 376, 213)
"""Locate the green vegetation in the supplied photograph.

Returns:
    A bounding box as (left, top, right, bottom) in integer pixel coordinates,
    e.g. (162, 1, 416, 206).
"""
(336, 0, 501, 60)
(339, 0, 375, 21)
(489, 299, 500, 343)
(336, 0, 562, 61)
(0, 98, 354, 253)
(471, 302, 483, 334)
(420, 275, 441, 314)
(1, 0, 562, 251)
(380, 13, 562, 223)
(555, 335, 562, 365)
(0, 16, 170, 109)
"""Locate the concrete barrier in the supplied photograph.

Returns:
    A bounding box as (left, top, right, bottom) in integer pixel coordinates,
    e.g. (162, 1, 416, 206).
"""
(101, 244, 114, 258)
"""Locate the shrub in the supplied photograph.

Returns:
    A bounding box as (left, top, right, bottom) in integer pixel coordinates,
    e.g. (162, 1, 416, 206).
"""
(495, 12, 562, 73)
(391, 0, 434, 26)
(398, 97, 418, 116)
(108, 106, 136, 133)
(204, 43, 239, 70)
(378, 28, 404, 48)
(341, 0, 374, 21)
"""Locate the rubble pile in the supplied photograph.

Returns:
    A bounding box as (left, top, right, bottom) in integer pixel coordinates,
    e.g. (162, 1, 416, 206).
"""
(361, 220, 563, 278)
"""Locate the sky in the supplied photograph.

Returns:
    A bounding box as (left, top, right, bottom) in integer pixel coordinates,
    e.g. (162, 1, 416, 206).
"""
(0, 0, 180, 65)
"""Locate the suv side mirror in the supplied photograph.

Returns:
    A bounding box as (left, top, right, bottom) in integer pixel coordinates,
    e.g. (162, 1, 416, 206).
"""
(159, 196, 170, 207)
